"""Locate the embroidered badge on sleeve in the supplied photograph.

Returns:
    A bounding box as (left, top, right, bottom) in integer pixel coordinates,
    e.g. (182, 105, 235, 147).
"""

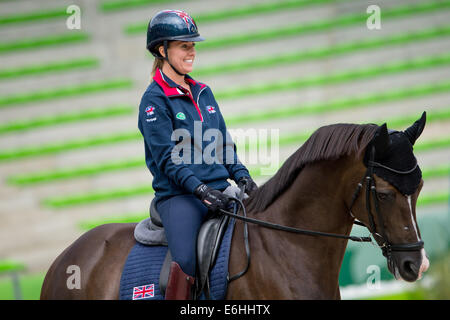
(145, 106, 155, 116)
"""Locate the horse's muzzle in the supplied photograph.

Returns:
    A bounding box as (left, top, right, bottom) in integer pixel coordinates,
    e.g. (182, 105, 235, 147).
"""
(388, 249, 429, 282)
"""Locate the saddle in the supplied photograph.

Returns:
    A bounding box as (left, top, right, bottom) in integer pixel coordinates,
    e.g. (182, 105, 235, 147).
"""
(145, 197, 230, 299)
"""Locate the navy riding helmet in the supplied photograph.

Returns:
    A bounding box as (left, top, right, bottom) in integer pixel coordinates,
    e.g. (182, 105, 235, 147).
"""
(146, 10, 205, 75)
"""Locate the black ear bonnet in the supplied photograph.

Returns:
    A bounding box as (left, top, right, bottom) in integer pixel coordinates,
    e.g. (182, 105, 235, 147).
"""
(363, 112, 426, 195)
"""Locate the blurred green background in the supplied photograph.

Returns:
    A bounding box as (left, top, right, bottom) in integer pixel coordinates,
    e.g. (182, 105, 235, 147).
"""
(0, 0, 449, 300)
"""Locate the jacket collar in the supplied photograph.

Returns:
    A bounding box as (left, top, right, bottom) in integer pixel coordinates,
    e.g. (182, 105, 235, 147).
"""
(153, 68, 206, 98)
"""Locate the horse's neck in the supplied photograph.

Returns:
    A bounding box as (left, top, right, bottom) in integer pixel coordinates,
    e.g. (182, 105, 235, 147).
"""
(230, 159, 355, 299)
(276, 160, 354, 235)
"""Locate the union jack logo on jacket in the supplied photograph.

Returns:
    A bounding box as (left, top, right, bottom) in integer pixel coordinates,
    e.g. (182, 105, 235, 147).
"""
(207, 106, 216, 114)
(145, 106, 155, 116)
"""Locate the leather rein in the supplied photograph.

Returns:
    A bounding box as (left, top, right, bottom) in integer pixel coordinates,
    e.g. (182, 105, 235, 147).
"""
(220, 146, 424, 281)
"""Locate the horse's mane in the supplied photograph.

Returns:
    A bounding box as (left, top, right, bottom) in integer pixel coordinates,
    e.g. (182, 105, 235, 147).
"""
(244, 123, 378, 213)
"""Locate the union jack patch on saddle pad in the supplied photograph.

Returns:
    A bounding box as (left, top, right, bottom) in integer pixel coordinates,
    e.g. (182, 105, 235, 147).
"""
(132, 284, 154, 300)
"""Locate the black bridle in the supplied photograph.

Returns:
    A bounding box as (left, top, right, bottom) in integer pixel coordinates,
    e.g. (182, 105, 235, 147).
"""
(348, 146, 424, 258)
(220, 146, 424, 281)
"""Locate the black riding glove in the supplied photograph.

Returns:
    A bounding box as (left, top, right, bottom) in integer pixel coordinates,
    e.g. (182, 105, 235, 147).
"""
(194, 184, 230, 213)
(237, 176, 258, 194)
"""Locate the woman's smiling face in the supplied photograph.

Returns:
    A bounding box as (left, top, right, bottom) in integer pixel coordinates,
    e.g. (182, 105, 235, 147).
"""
(160, 41, 196, 74)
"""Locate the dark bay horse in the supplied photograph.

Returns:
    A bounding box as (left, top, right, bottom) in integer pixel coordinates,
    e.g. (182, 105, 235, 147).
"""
(41, 115, 429, 299)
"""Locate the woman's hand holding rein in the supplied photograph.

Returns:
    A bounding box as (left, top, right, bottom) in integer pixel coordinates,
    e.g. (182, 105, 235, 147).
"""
(194, 184, 231, 213)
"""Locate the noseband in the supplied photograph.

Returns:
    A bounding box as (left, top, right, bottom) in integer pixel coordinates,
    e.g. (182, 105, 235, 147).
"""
(348, 146, 424, 258)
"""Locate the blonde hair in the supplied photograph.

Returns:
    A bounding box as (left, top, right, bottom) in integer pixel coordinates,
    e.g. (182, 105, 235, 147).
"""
(151, 57, 165, 81)
(150, 43, 166, 82)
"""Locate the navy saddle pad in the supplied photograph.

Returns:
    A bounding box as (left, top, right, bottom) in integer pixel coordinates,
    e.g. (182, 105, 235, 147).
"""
(119, 218, 235, 300)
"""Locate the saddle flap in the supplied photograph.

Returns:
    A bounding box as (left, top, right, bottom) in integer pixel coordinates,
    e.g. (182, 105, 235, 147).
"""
(159, 249, 172, 297)
(196, 214, 230, 294)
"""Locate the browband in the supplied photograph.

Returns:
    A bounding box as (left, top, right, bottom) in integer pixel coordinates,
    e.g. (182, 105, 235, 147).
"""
(368, 160, 418, 175)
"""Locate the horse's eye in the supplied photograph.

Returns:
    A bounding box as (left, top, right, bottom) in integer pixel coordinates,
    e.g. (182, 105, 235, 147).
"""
(377, 191, 395, 201)
(377, 193, 387, 200)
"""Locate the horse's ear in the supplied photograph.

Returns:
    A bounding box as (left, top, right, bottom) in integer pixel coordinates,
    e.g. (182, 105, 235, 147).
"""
(403, 111, 426, 146)
(371, 123, 389, 157)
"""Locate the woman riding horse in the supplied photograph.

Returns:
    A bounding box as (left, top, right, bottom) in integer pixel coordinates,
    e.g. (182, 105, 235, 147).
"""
(40, 114, 430, 300)
(139, 9, 257, 300)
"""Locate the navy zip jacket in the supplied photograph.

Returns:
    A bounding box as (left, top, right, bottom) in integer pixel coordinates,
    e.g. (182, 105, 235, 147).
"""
(138, 68, 250, 201)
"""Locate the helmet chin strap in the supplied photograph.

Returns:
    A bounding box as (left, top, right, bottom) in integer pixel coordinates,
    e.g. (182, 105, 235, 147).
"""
(163, 40, 186, 76)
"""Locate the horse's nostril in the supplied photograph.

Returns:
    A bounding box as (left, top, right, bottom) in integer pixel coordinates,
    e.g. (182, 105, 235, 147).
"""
(403, 260, 419, 276)
(404, 261, 413, 273)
